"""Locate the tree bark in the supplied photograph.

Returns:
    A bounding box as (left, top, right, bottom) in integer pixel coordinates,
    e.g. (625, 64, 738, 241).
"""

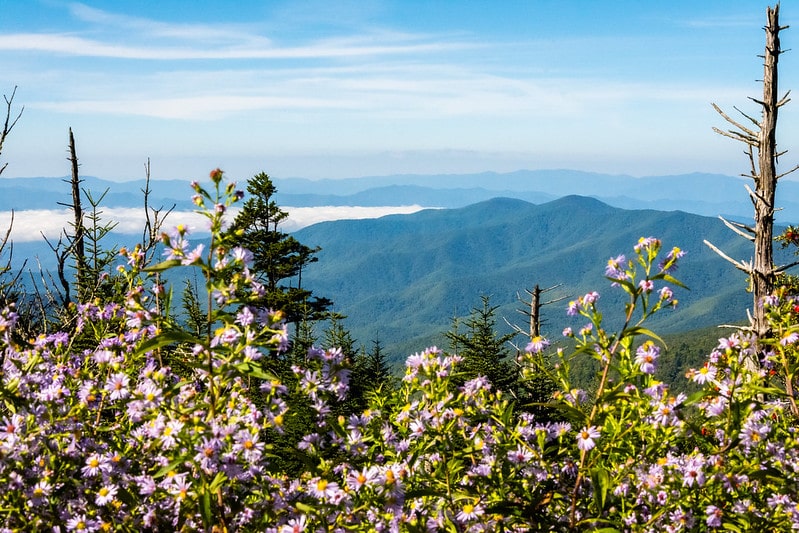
(752, 5, 781, 343)
(68, 128, 86, 300)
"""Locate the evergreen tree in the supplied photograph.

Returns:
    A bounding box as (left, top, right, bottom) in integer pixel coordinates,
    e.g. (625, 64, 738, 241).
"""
(362, 335, 394, 393)
(445, 295, 518, 393)
(226, 171, 331, 325)
(320, 317, 395, 415)
(322, 314, 365, 414)
(322, 313, 358, 362)
(289, 317, 317, 363)
(180, 275, 205, 337)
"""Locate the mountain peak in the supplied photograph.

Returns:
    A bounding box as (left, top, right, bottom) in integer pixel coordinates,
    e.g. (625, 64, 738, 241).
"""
(547, 194, 613, 210)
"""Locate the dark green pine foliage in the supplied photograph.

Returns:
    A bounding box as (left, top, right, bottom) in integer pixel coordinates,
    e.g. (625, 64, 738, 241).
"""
(351, 336, 396, 414)
(446, 295, 518, 394)
(323, 313, 358, 361)
(226, 172, 331, 325)
(318, 316, 396, 416)
(321, 314, 364, 413)
(224, 173, 334, 474)
(180, 275, 205, 338)
(515, 352, 561, 422)
(264, 317, 317, 477)
(362, 335, 394, 394)
(289, 318, 317, 363)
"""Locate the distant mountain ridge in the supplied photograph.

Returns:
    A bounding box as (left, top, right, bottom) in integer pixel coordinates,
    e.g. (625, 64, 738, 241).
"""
(0, 176, 196, 211)
(274, 170, 799, 223)
(293, 195, 782, 364)
(0, 170, 792, 353)
(3, 169, 796, 224)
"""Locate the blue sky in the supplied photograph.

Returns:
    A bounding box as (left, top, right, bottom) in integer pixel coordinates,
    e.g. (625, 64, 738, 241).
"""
(1, 0, 797, 182)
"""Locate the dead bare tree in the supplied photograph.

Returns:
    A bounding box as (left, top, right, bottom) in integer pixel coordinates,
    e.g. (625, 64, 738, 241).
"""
(507, 283, 566, 342)
(0, 87, 25, 294)
(705, 4, 799, 358)
(0, 87, 23, 178)
(67, 128, 86, 299)
(140, 158, 175, 264)
(43, 129, 87, 305)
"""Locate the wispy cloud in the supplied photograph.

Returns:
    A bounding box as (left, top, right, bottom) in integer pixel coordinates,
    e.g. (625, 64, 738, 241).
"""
(3, 3, 739, 124)
(679, 15, 756, 29)
(35, 94, 361, 120)
(0, 208, 208, 243)
(0, 205, 429, 243)
(0, 32, 468, 60)
(66, 2, 266, 45)
(28, 69, 738, 122)
(1, 1, 773, 181)
(280, 205, 430, 231)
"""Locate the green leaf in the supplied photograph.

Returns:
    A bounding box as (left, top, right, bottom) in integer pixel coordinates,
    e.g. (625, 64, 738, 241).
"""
(152, 456, 190, 479)
(294, 502, 315, 514)
(748, 384, 787, 397)
(609, 278, 637, 295)
(591, 467, 610, 511)
(208, 472, 227, 492)
(405, 486, 443, 499)
(136, 329, 200, 356)
(144, 259, 182, 273)
(550, 402, 588, 426)
(621, 326, 665, 347)
(232, 361, 278, 381)
(685, 389, 711, 406)
(200, 487, 212, 527)
(721, 521, 743, 533)
(660, 273, 688, 289)
(601, 387, 630, 406)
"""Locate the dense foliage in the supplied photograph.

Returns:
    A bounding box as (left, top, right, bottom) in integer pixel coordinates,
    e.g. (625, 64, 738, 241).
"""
(0, 172, 797, 532)
(225, 171, 331, 325)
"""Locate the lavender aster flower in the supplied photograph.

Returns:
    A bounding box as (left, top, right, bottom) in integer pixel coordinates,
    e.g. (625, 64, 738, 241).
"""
(577, 425, 600, 451)
(635, 341, 660, 374)
(526, 336, 550, 354)
(605, 254, 629, 281)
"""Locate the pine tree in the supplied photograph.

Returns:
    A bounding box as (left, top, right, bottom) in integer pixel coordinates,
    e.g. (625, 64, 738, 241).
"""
(180, 275, 205, 337)
(226, 171, 331, 325)
(362, 335, 393, 393)
(322, 314, 365, 414)
(322, 313, 358, 362)
(289, 317, 317, 363)
(446, 295, 518, 393)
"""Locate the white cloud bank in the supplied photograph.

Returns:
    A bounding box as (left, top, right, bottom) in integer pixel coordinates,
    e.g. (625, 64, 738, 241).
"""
(0, 205, 430, 243)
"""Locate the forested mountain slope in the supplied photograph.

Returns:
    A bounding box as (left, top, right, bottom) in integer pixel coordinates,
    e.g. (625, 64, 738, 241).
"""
(295, 195, 772, 364)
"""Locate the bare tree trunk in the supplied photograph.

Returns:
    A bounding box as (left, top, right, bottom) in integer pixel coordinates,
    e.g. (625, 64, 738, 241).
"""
(706, 5, 797, 361)
(530, 284, 541, 338)
(0, 87, 23, 178)
(507, 283, 565, 344)
(751, 5, 781, 342)
(68, 128, 86, 300)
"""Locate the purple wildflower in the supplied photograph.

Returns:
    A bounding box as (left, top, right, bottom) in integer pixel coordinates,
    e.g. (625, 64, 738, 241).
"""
(639, 279, 654, 293)
(577, 425, 600, 451)
(605, 254, 629, 281)
(635, 341, 660, 374)
(705, 505, 723, 528)
(526, 336, 550, 354)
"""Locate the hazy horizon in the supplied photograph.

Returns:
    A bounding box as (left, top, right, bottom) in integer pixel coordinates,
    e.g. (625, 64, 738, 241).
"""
(3, 1, 798, 183)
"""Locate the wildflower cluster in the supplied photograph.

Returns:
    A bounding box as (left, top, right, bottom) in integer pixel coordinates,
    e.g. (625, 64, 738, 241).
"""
(0, 172, 798, 531)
